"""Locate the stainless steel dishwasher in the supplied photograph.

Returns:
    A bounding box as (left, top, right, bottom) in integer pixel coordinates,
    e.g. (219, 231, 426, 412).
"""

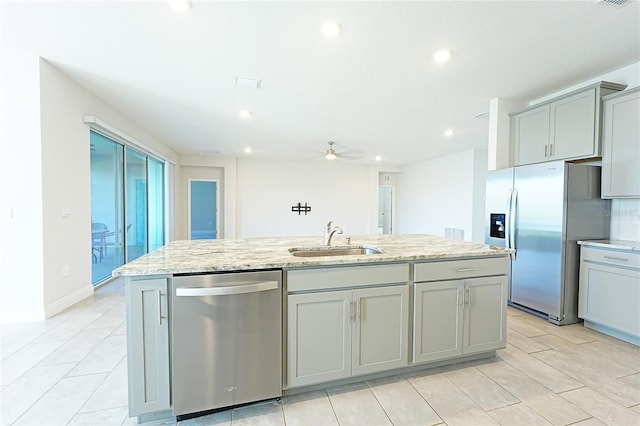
(171, 270, 282, 418)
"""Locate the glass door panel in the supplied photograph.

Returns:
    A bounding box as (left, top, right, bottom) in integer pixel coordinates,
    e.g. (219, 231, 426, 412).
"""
(148, 158, 165, 251)
(126, 148, 148, 262)
(189, 180, 217, 239)
(90, 131, 125, 285)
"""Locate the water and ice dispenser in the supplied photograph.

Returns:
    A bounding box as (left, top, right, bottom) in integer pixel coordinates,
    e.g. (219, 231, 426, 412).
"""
(489, 213, 506, 239)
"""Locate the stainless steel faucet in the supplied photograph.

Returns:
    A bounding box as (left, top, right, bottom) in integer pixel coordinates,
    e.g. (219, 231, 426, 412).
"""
(324, 220, 343, 246)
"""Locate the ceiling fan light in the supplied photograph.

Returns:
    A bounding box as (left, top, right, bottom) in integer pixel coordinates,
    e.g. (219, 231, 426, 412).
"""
(325, 151, 337, 160)
(168, 0, 192, 12)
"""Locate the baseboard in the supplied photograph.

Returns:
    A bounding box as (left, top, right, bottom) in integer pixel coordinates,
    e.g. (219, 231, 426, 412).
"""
(45, 285, 94, 318)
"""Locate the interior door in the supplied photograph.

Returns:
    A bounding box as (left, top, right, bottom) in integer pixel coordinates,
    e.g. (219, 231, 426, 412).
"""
(189, 179, 218, 240)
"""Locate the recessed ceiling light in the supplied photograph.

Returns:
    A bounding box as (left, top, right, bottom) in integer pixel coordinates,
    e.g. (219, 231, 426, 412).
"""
(432, 48, 453, 63)
(375, 155, 382, 162)
(443, 128, 455, 137)
(239, 110, 252, 119)
(244, 147, 252, 154)
(321, 20, 342, 38)
(168, 0, 192, 12)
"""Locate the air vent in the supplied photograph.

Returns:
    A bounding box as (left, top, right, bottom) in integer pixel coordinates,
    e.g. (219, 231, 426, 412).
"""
(598, 0, 628, 5)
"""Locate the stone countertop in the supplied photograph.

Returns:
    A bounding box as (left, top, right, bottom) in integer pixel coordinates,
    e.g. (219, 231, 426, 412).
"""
(578, 239, 640, 252)
(112, 234, 512, 277)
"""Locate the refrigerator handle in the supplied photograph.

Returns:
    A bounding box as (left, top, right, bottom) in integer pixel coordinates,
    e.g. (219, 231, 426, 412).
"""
(505, 189, 513, 251)
(509, 189, 518, 261)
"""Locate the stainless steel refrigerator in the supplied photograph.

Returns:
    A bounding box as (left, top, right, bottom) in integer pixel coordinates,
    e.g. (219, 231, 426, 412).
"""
(485, 160, 610, 325)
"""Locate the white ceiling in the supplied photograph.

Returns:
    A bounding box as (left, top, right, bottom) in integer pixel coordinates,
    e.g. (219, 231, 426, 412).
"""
(2, 0, 639, 166)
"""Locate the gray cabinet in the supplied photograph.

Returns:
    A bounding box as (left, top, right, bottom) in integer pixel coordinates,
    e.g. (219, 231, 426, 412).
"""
(512, 82, 625, 166)
(125, 277, 171, 417)
(601, 87, 640, 198)
(413, 258, 508, 364)
(286, 264, 409, 388)
(579, 246, 640, 345)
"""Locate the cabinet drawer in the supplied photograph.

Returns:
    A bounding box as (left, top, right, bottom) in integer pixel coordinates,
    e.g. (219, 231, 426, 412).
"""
(287, 263, 409, 292)
(581, 247, 640, 269)
(414, 257, 507, 282)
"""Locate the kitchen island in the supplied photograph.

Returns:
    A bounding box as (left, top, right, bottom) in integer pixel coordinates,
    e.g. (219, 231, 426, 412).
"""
(114, 234, 511, 422)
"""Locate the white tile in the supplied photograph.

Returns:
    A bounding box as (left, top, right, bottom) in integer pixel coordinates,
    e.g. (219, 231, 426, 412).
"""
(79, 356, 128, 413)
(14, 373, 107, 425)
(0, 363, 75, 425)
(407, 372, 498, 426)
(327, 382, 392, 426)
(486, 402, 553, 425)
(32, 325, 82, 344)
(368, 375, 441, 425)
(498, 344, 584, 393)
(67, 334, 126, 376)
(532, 347, 616, 388)
(444, 366, 519, 411)
(68, 405, 129, 425)
(0, 340, 65, 385)
(506, 327, 552, 354)
(0, 327, 44, 359)
(477, 360, 591, 425)
(87, 303, 126, 331)
(561, 386, 640, 425)
(282, 390, 338, 426)
(231, 400, 284, 426)
(38, 327, 112, 366)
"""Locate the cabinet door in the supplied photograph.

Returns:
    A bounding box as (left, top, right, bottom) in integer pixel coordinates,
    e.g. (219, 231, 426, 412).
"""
(601, 89, 640, 198)
(287, 291, 351, 387)
(352, 285, 409, 376)
(413, 280, 464, 364)
(549, 88, 596, 160)
(513, 104, 550, 166)
(463, 276, 507, 354)
(579, 261, 640, 336)
(125, 278, 171, 417)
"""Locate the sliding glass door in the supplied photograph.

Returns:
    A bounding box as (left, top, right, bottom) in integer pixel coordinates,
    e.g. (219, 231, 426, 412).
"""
(90, 131, 165, 285)
(90, 133, 125, 284)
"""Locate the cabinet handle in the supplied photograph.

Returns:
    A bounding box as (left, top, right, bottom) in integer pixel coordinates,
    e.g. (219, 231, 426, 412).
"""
(545, 145, 548, 157)
(458, 288, 464, 307)
(157, 290, 166, 326)
(456, 268, 479, 273)
(357, 299, 362, 322)
(464, 288, 471, 307)
(348, 300, 356, 321)
(603, 255, 628, 262)
(550, 144, 554, 156)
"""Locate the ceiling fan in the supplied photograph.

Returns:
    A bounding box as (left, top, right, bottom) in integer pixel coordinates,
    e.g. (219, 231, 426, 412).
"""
(322, 141, 362, 161)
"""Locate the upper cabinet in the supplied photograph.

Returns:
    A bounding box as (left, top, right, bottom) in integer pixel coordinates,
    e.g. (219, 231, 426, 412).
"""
(601, 87, 640, 199)
(511, 82, 626, 166)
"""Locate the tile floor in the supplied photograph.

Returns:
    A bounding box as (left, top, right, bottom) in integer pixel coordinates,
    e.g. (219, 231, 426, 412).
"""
(1, 279, 639, 425)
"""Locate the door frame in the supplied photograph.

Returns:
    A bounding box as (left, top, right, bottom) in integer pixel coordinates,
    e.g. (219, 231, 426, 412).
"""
(187, 178, 220, 240)
(378, 184, 396, 234)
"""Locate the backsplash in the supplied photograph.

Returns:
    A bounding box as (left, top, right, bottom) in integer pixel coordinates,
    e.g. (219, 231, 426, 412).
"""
(609, 199, 640, 241)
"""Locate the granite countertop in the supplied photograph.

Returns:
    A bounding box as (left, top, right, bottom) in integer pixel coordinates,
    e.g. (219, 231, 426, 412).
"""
(113, 234, 512, 277)
(578, 239, 640, 252)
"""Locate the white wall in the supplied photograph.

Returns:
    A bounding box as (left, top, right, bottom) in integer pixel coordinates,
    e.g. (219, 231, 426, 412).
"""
(236, 158, 372, 240)
(0, 46, 46, 323)
(395, 149, 487, 242)
(0, 49, 179, 323)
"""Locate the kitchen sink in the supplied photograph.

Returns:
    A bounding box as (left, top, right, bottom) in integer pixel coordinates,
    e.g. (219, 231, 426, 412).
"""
(288, 246, 384, 257)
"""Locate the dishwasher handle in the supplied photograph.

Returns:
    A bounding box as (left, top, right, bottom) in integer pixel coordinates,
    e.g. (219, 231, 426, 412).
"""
(176, 280, 279, 297)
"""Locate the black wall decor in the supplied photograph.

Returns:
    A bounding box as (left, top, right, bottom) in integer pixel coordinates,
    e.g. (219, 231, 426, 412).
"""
(292, 202, 311, 215)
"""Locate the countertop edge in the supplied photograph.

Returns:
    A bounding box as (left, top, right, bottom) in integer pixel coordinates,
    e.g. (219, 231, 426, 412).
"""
(113, 250, 511, 277)
(578, 239, 640, 252)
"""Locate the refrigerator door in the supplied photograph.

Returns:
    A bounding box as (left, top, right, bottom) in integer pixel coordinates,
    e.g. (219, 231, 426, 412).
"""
(484, 168, 514, 248)
(511, 161, 565, 318)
